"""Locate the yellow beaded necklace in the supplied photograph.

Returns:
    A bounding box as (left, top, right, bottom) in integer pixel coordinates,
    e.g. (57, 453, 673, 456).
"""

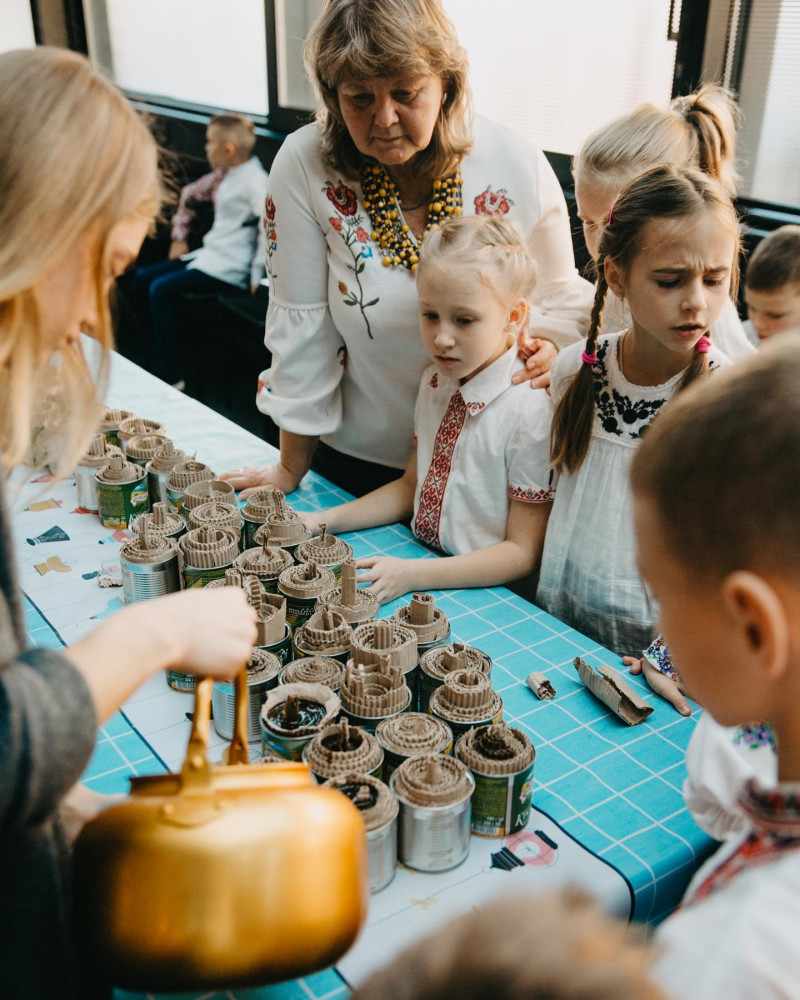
(360, 163, 463, 272)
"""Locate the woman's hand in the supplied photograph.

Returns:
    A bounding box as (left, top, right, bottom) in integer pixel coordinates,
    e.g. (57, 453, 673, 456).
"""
(355, 556, 415, 606)
(513, 333, 558, 391)
(219, 462, 300, 499)
(623, 655, 692, 717)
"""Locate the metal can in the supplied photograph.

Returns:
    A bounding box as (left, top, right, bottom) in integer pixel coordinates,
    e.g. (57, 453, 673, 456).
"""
(212, 649, 283, 742)
(419, 642, 493, 714)
(456, 724, 535, 837)
(120, 533, 181, 605)
(260, 682, 340, 760)
(96, 456, 149, 529)
(294, 526, 354, 583)
(429, 669, 503, 740)
(278, 562, 337, 633)
(325, 774, 399, 893)
(303, 720, 384, 783)
(74, 434, 122, 512)
(179, 526, 238, 589)
(145, 441, 185, 507)
(376, 712, 453, 784)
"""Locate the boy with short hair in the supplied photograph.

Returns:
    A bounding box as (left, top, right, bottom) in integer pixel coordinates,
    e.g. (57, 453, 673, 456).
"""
(132, 111, 268, 383)
(630, 334, 800, 999)
(743, 224, 800, 342)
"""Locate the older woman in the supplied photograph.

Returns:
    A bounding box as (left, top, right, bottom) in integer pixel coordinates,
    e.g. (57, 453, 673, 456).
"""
(224, 0, 593, 498)
(0, 48, 256, 1000)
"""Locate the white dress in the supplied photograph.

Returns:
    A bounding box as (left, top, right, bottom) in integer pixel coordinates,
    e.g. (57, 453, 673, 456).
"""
(536, 333, 728, 655)
(256, 117, 594, 469)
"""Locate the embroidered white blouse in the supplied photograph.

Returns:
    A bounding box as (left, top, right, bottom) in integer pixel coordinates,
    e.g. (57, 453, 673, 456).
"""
(536, 333, 729, 655)
(411, 346, 553, 556)
(256, 117, 594, 469)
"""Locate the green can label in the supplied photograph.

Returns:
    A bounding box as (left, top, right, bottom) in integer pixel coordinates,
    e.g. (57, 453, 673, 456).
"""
(98, 477, 149, 529)
(283, 595, 319, 632)
(183, 564, 231, 589)
(167, 670, 197, 692)
(261, 626, 293, 666)
(466, 761, 535, 837)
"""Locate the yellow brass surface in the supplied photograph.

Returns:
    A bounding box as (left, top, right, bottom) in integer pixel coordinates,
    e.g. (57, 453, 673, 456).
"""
(74, 672, 368, 991)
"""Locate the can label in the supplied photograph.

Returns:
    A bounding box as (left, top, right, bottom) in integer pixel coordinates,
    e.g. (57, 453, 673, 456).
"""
(167, 670, 197, 692)
(430, 706, 503, 740)
(165, 486, 185, 514)
(97, 476, 149, 529)
(282, 594, 319, 632)
(466, 760, 535, 837)
(261, 730, 312, 761)
(102, 429, 121, 447)
(418, 671, 440, 714)
(242, 516, 267, 549)
(182, 564, 231, 589)
(260, 625, 293, 666)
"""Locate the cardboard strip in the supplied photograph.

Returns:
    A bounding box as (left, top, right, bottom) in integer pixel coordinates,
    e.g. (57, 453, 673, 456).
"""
(573, 657, 653, 726)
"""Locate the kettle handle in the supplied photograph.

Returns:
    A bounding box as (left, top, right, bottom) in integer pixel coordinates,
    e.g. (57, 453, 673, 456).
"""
(182, 666, 250, 786)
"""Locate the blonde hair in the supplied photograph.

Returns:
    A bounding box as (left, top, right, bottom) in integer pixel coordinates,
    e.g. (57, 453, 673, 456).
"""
(305, 0, 473, 179)
(746, 225, 800, 292)
(353, 889, 666, 1000)
(575, 84, 740, 197)
(631, 333, 800, 580)
(209, 112, 257, 158)
(551, 165, 740, 476)
(0, 47, 160, 475)
(418, 215, 537, 304)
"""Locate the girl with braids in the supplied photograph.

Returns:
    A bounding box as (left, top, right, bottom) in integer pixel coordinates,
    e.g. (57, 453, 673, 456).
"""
(535, 165, 738, 655)
(301, 215, 553, 605)
(573, 84, 753, 361)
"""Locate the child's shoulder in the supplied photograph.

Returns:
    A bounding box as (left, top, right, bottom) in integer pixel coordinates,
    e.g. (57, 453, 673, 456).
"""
(551, 334, 620, 394)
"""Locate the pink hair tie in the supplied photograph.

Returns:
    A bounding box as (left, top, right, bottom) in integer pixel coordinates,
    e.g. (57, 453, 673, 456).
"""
(607, 195, 619, 226)
(695, 335, 711, 354)
(581, 349, 598, 365)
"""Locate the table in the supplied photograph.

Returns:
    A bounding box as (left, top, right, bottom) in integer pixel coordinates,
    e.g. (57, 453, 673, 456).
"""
(12, 351, 717, 999)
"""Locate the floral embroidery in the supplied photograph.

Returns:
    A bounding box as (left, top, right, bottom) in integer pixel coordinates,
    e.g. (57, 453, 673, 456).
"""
(264, 195, 277, 280)
(643, 635, 679, 682)
(413, 391, 467, 550)
(734, 722, 778, 752)
(474, 185, 514, 216)
(507, 484, 554, 503)
(429, 372, 439, 389)
(324, 181, 378, 339)
(591, 340, 668, 439)
(466, 401, 486, 415)
(257, 377, 269, 395)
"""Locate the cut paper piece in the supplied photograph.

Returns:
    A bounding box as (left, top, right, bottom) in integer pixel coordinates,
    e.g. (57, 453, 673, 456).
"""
(26, 498, 62, 512)
(26, 525, 70, 545)
(34, 556, 73, 576)
(98, 576, 123, 588)
(526, 671, 556, 700)
(505, 829, 559, 868)
(32, 473, 54, 484)
(82, 571, 100, 580)
(573, 657, 653, 726)
(72, 507, 97, 515)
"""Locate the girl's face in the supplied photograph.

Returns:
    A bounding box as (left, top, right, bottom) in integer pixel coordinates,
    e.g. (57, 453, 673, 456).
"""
(34, 214, 149, 360)
(417, 263, 526, 384)
(337, 74, 445, 169)
(605, 211, 735, 358)
(575, 174, 619, 261)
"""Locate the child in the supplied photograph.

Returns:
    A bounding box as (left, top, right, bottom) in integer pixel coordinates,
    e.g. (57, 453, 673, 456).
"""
(536, 165, 736, 655)
(743, 225, 800, 342)
(353, 889, 666, 1000)
(573, 84, 753, 361)
(630, 334, 800, 998)
(300, 215, 553, 605)
(132, 111, 268, 383)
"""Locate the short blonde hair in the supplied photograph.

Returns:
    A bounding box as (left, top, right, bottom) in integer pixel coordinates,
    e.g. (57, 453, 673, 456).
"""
(0, 47, 160, 474)
(746, 225, 800, 292)
(209, 112, 257, 158)
(418, 215, 537, 304)
(574, 84, 740, 197)
(305, 0, 473, 180)
(353, 889, 666, 1000)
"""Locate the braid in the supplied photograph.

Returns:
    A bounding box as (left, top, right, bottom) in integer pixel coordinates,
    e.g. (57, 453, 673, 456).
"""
(677, 336, 711, 392)
(551, 271, 608, 475)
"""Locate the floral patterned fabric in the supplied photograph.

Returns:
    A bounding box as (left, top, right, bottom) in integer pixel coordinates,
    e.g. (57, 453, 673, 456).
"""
(256, 117, 593, 469)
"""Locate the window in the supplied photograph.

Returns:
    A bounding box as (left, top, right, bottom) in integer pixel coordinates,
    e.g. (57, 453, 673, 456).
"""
(83, 0, 268, 115)
(2, 0, 36, 52)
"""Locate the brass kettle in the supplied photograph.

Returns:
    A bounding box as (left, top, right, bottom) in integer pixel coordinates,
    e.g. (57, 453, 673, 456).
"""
(74, 669, 369, 991)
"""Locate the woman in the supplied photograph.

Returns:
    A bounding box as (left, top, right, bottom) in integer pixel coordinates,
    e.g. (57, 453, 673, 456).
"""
(0, 48, 256, 1000)
(223, 0, 593, 498)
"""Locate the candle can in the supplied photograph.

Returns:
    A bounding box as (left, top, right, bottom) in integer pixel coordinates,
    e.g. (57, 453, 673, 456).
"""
(280, 655, 344, 693)
(98, 408, 134, 447)
(96, 456, 149, 529)
(212, 649, 283, 742)
(316, 559, 380, 625)
(350, 619, 419, 710)
(325, 773, 399, 893)
(117, 417, 165, 456)
(294, 524, 353, 583)
(240, 489, 287, 549)
(145, 441, 185, 507)
(293, 608, 352, 662)
(376, 712, 453, 784)
(124, 432, 168, 468)
(165, 460, 215, 516)
(429, 669, 503, 740)
(260, 682, 340, 761)
(120, 531, 181, 605)
(74, 434, 122, 512)
(130, 502, 186, 544)
(278, 562, 337, 632)
(456, 723, 536, 837)
(233, 542, 293, 593)
(339, 659, 412, 732)
(419, 642, 492, 714)
(391, 592, 451, 659)
(303, 719, 384, 783)
(178, 526, 238, 588)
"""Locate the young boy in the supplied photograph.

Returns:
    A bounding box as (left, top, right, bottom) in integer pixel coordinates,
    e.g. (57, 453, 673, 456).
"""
(630, 334, 800, 998)
(300, 216, 553, 605)
(132, 112, 268, 383)
(743, 224, 800, 343)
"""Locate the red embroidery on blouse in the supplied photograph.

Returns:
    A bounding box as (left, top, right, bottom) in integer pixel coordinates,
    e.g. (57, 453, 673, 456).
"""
(413, 391, 467, 549)
(688, 831, 800, 907)
(466, 401, 485, 415)
(429, 372, 439, 389)
(507, 484, 553, 503)
(474, 186, 514, 217)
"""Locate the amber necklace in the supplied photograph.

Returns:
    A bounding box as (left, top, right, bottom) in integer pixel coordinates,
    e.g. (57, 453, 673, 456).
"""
(360, 163, 463, 272)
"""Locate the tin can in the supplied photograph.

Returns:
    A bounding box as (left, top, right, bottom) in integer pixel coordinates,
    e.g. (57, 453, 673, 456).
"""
(257, 622, 294, 667)
(167, 670, 198, 693)
(145, 441, 185, 507)
(96, 458, 149, 529)
(325, 774, 398, 893)
(376, 713, 453, 784)
(429, 669, 503, 740)
(391, 593, 451, 660)
(98, 408, 134, 448)
(278, 563, 337, 633)
(391, 754, 475, 872)
(280, 656, 344, 692)
(456, 724, 535, 837)
(233, 544, 293, 594)
(303, 720, 384, 783)
(179, 526, 238, 589)
(212, 650, 283, 742)
(124, 432, 168, 468)
(260, 682, 340, 761)
(294, 526, 353, 583)
(292, 607, 352, 662)
(75, 435, 122, 511)
(419, 642, 493, 714)
(120, 534, 181, 605)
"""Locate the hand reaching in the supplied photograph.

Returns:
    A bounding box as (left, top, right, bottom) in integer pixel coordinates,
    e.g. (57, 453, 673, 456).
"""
(218, 462, 300, 499)
(623, 655, 692, 716)
(355, 556, 415, 606)
(513, 333, 558, 391)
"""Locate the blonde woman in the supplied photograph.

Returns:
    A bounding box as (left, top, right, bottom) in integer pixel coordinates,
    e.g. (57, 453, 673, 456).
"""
(0, 48, 256, 1000)
(223, 0, 593, 499)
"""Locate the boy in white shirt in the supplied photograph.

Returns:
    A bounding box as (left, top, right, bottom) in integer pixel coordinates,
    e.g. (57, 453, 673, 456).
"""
(132, 112, 268, 383)
(630, 334, 800, 1000)
(301, 215, 553, 605)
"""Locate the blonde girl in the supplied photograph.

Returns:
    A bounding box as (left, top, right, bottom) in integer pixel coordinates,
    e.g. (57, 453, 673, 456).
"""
(301, 214, 553, 605)
(536, 165, 739, 655)
(0, 48, 256, 1000)
(573, 84, 752, 361)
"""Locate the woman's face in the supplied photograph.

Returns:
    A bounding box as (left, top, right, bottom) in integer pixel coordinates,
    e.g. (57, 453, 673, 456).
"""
(336, 74, 445, 168)
(34, 213, 149, 359)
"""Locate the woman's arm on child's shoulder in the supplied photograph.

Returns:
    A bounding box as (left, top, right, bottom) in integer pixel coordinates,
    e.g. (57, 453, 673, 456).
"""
(299, 452, 417, 537)
(357, 498, 552, 605)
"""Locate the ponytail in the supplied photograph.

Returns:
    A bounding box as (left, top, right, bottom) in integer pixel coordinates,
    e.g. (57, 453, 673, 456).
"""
(673, 85, 740, 195)
(551, 271, 608, 474)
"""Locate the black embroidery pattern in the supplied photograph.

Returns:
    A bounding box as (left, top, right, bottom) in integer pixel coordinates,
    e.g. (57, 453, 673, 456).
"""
(591, 339, 668, 440)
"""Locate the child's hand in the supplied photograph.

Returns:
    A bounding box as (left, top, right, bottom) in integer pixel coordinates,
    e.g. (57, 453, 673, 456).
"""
(219, 462, 300, 499)
(513, 332, 557, 391)
(356, 556, 415, 606)
(623, 655, 692, 717)
(298, 510, 326, 536)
